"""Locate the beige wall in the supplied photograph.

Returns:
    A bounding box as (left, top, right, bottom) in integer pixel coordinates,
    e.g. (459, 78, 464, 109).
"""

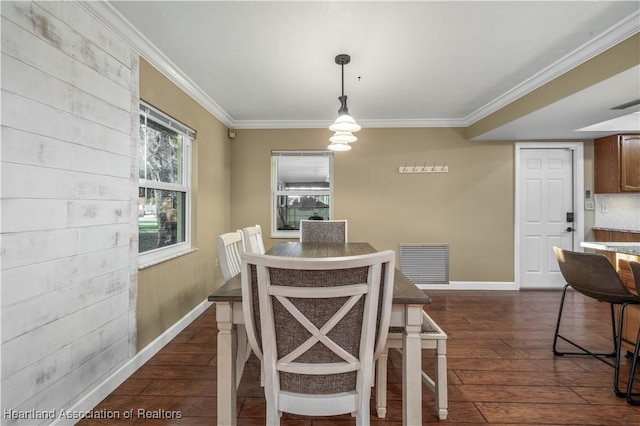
(230, 127, 515, 283)
(137, 59, 230, 349)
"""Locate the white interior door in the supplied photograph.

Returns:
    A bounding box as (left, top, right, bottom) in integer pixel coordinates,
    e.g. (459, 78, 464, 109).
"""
(519, 148, 574, 289)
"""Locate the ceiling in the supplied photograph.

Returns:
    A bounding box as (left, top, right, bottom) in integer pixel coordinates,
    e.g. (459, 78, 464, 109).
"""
(97, 1, 640, 141)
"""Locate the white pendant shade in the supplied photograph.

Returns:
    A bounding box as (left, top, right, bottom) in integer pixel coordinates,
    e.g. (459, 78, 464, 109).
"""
(328, 54, 360, 150)
(329, 114, 361, 133)
(327, 141, 352, 151)
(329, 131, 357, 143)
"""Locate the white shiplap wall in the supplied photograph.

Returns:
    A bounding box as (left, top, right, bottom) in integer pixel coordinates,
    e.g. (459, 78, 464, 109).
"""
(1, 1, 138, 423)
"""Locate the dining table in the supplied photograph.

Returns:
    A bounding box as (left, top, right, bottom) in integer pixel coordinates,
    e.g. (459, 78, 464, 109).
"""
(208, 241, 431, 425)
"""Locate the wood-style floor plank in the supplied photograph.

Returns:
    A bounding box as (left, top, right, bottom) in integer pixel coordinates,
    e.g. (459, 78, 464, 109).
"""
(77, 290, 640, 425)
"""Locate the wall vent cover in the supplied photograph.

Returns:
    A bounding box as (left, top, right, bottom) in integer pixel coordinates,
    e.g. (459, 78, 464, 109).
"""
(400, 244, 449, 285)
(611, 99, 640, 110)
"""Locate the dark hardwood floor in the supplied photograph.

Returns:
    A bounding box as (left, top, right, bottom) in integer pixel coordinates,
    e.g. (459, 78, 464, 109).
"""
(78, 290, 640, 425)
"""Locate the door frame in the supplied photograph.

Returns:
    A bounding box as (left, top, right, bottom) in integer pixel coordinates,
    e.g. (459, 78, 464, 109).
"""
(514, 142, 585, 290)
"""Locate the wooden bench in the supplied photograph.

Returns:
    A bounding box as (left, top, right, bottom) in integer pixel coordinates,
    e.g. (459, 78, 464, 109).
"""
(376, 311, 448, 420)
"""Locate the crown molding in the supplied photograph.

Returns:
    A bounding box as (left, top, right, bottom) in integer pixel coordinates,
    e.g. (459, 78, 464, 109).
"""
(464, 10, 640, 126)
(233, 118, 466, 129)
(78, 1, 234, 128)
(360, 118, 466, 128)
(232, 120, 332, 130)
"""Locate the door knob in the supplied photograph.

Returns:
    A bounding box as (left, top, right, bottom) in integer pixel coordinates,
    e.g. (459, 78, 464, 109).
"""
(565, 227, 574, 232)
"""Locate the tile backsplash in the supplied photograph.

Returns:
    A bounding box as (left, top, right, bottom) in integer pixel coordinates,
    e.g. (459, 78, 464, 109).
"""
(595, 194, 640, 231)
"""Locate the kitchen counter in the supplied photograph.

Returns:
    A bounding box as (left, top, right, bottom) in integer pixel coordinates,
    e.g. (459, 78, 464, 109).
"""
(580, 242, 640, 256)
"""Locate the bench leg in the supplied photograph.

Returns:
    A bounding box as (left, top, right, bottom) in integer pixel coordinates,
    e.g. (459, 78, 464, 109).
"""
(435, 339, 448, 420)
(376, 312, 449, 421)
(376, 349, 388, 418)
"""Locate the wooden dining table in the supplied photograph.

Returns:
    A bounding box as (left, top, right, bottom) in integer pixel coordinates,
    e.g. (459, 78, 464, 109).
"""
(208, 242, 431, 425)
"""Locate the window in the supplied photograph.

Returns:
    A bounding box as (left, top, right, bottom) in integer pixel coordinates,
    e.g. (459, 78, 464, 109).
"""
(271, 151, 333, 238)
(138, 102, 193, 266)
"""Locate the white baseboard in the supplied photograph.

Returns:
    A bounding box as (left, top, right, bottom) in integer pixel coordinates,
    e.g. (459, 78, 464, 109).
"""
(417, 281, 518, 291)
(52, 299, 213, 425)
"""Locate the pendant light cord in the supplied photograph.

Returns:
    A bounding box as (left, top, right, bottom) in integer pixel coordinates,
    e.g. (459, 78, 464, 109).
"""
(341, 62, 345, 97)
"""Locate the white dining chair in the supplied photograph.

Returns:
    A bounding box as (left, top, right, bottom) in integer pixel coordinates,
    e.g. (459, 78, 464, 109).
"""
(299, 219, 348, 243)
(216, 230, 244, 281)
(241, 250, 395, 425)
(242, 224, 266, 254)
(216, 230, 251, 386)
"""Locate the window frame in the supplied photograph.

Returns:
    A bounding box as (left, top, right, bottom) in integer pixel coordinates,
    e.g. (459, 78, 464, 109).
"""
(138, 102, 194, 268)
(271, 150, 334, 239)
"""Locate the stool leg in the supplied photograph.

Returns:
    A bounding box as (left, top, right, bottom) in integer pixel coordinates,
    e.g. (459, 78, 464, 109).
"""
(376, 349, 389, 418)
(553, 286, 616, 359)
(627, 325, 640, 405)
(615, 303, 628, 397)
(553, 285, 570, 356)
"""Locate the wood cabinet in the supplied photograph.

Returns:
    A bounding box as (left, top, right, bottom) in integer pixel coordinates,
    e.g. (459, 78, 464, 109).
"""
(594, 134, 640, 193)
(620, 135, 640, 191)
(593, 229, 640, 243)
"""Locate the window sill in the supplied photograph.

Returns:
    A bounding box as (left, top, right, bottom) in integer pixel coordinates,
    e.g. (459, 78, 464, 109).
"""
(139, 246, 199, 270)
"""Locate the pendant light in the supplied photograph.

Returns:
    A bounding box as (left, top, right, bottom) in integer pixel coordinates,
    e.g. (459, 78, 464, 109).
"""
(328, 54, 360, 151)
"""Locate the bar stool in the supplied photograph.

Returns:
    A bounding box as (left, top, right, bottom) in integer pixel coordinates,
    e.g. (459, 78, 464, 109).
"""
(627, 261, 640, 405)
(553, 247, 640, 403)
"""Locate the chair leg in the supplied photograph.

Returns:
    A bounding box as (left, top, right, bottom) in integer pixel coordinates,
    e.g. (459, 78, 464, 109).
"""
(355, 412, 369, 426)
(357, 386, 372, 426)
(265, 395, 280, 426)
(236, 325, 248, 388)
(553, 285, 616, 361)
(375, 349, 388, 418)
